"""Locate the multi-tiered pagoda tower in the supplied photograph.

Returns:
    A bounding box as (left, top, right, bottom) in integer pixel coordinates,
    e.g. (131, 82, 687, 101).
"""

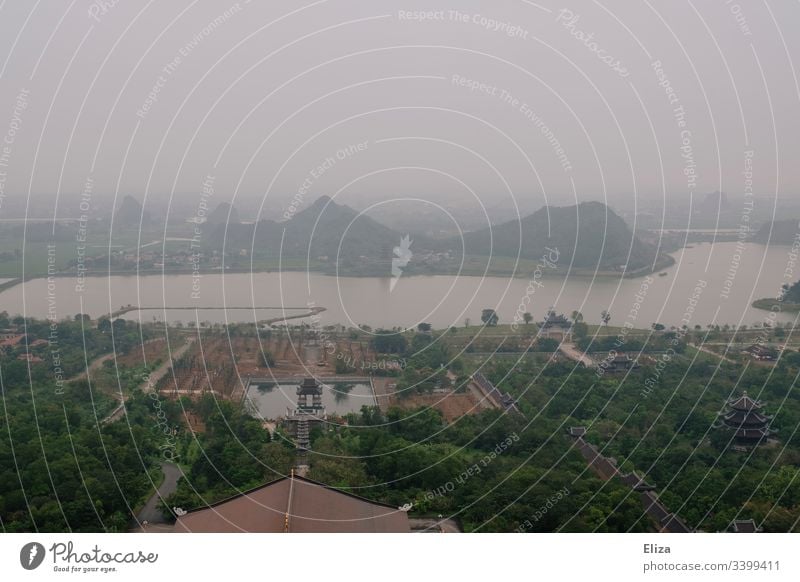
(284, 377, 326, 455)
(715, 392, 773, 447)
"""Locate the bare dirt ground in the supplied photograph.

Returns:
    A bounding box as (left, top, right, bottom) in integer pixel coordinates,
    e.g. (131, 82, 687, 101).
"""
(116, 336, 179, 368)
(373, 377, 487, 422)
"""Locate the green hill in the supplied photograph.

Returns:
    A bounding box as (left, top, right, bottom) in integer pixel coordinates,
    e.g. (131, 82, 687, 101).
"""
(442, 201, 664, 273)
(206, 196, 399, 266)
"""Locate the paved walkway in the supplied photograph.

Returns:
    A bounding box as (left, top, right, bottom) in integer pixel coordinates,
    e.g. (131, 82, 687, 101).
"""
(133, 462, 183, 527)
(690, 343, 736, 364)
(558, 342, 594, 367)
(102, 336, 196, 424)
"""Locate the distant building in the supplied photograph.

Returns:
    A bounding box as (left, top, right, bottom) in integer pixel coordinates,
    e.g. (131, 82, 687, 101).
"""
(540, 311, 571, 330)
(742, 344, 777, 361)
(173, 472, 410, 533)
(0, 334, 23, 348)
(604, 354, 640, 373)
(620, 471, 656, 492)
(729, 519, 762, 533)
(714, 392, 774, 447)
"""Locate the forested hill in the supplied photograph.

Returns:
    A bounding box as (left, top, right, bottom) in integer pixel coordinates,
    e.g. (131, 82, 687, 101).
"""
(204, 197, 665, 274)
(205, 195, 400, 260)
(439, 201, 663, 272)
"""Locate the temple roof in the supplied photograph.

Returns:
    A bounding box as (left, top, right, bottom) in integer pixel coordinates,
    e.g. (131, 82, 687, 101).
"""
(174, 472, 410, 533)
(722, 410, 771, 426)
(727, 392, 763, 411)
(732, 427, 771, 440)
(730, 519, 761, 533)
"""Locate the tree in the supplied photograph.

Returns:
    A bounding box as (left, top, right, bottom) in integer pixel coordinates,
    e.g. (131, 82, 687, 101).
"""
(481, 309, 499, 326)
(261, 350, 275, 368)
(464, 318, 471, 328)
(417, 322, 432, 333)
(652, 323, 665, 331)
(536, 338, 559, 352)
(371, 330, 407, 354)
(571, 311, 584, 323)
(523, 312, 533, 325)
(600, 310, 611, 326)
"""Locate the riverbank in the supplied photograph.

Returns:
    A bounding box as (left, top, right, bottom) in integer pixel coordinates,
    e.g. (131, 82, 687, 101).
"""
(0, 252, 676, 295)
(753, 298, 800, 312)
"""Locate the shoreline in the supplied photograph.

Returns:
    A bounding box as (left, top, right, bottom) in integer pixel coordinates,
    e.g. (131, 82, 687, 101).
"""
(752, 298, 800, 313)
(0, 253, 677, 293)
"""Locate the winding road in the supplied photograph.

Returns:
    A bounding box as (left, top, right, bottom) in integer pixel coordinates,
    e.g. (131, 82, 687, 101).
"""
(134, 462, 183, 526)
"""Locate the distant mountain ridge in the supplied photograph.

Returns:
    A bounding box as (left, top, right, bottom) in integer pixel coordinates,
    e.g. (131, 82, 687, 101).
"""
(206, 196, 666, 274)
(436, 201, 663, 273)
(206, 196, 398, 261)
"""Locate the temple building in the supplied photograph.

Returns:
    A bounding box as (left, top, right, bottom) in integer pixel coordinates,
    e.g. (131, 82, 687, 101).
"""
(283, 377, 326, 449)
(173, 471, 410, 533)
(715, 392, 774, 447)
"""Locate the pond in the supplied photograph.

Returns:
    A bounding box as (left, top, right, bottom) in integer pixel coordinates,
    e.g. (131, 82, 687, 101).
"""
(245, 380, 376, 420)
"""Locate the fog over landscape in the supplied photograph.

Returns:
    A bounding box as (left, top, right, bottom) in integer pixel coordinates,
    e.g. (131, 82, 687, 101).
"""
(3, 0, 800, 572)
(1, 0, 798, 223)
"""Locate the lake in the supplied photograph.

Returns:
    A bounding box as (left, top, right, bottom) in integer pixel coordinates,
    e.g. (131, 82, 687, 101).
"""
(245, 381, 376, 419)
(0, 242, 797, 328)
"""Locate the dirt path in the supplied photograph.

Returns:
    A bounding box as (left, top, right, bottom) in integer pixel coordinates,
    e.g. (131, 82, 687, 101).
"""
(102, 336, 196, 424)
(690, 343, 736, 364)
(559, 342, 594, 367)
(67, 350, 117, 384)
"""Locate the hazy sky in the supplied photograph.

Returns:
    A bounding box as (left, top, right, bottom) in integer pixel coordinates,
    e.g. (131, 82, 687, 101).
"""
(0, 0, 797, 221)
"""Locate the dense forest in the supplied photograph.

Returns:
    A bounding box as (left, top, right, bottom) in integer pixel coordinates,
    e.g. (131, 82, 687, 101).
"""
(3, 317, 800, 533)
(0, 317, 171, 532)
